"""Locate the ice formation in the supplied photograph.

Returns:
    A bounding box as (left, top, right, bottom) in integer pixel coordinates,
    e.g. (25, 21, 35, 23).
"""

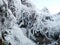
(0, 0, 36, 45)
(0, 0, 60, 45)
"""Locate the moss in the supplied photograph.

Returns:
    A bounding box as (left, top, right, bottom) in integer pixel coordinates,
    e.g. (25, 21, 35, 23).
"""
(0, 38, 2, 45)
(0, 38, 6, 45)
(2, 43, 7, 45)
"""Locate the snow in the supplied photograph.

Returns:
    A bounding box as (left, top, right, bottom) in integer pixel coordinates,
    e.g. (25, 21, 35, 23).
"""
(5, 26, 36, 45)
(1, 0, 60, 45)
(0, 0, 36, 45)
(0, 0, 4, 6)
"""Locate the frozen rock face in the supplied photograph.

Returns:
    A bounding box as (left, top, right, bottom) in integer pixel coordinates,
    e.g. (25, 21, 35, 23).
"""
(0, 0, 36, 45)
(41, 7, 50, 13)
(21, 0, 33, 7)
(8, 0, 21, 21)
(1, 0, 60, 45)
(33, 8, 60, 45)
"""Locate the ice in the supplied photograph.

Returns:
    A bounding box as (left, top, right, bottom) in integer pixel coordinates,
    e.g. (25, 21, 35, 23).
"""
(1, 0, 60, 45)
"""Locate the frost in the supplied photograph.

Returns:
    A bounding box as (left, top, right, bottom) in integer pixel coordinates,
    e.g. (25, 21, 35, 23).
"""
(0, 0, 60, 45)
(0, 0, 36, 45)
